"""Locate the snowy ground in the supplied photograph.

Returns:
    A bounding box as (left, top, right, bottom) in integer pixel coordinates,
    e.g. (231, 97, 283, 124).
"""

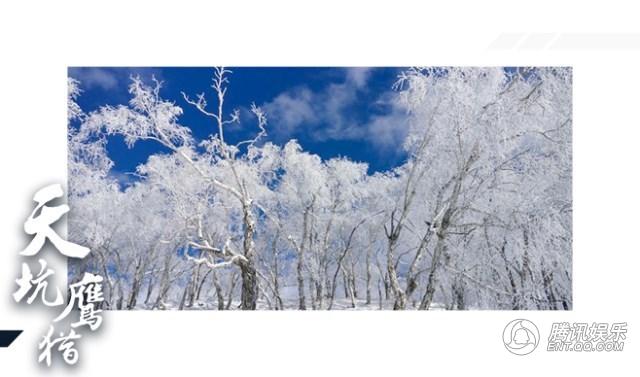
(136, 298, 447, 310)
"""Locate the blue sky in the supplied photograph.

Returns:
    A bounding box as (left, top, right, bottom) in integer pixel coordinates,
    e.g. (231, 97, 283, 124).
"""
(69, 67, 411, 179)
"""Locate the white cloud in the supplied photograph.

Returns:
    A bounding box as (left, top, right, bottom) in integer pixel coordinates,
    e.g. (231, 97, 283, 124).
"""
(345, 67, 373, 88)
(69, 68, 119, 91)
(259, 68, 409, 153)
(262, 87, 319, 136)
(68, 67, 165, 92)
(365, 109, 410, 149)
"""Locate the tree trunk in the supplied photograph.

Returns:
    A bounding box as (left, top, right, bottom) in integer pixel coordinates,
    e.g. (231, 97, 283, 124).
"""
(226, 272, 239, 310)
(342, 271, 350, 299)
(387, 248, 406, 309)
(144, 275, 154, 306)
(272, 250, 283, 310)
(315, 280, 323, 309)
(240, 201, 258, 310)
(419, 154, 472, 310)
(239, 261, 258, 310)
(453, 276, 466, 310)
(178, 281, 189, 310)
(419, 233, 446, 310)
(349, 261, 357, 299)
(297, 256, 306, 310)
(385, 211, 407, 310)
(365, 249, 372, 305)
(195, 270, 212, 301)
(212, 271, 225, 310)
(295, 205, 312, 310)
(126, 257, 144, 310)
(153, 252, 172, 310)
(309, 276, 317, 310)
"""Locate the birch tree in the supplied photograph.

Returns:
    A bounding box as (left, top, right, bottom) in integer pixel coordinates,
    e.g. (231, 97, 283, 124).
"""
(68, 67, 572, 310)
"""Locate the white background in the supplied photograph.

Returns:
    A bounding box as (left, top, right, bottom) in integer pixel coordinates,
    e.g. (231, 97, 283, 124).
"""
(0, 1, 638, 375)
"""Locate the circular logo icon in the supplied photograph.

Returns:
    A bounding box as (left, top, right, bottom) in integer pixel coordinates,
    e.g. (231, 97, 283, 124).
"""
(503, 319, 540, 355)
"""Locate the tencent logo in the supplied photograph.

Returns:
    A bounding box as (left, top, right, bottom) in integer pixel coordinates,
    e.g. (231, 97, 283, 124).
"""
(503, 319, 540, 355)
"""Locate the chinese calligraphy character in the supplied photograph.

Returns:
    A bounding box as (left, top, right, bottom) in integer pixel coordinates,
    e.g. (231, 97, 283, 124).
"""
(568, 322, 589, 342)
(38, 326, 82, 367)
(54, 272, 104, 331)
(609, 322, 627, 342)
(12, 259, 63, 306)
(548, 322, 571, 343)
(588, 322, 609, 343)
(21, 184, 90, 258)
(15, 183, 102, 367)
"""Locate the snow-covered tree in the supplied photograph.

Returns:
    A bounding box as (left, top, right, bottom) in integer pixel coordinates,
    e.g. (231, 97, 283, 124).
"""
(68, 67, 572, 310)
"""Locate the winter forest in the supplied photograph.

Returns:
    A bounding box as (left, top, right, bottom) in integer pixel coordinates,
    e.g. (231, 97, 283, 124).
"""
(67, 67, 572, 310)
